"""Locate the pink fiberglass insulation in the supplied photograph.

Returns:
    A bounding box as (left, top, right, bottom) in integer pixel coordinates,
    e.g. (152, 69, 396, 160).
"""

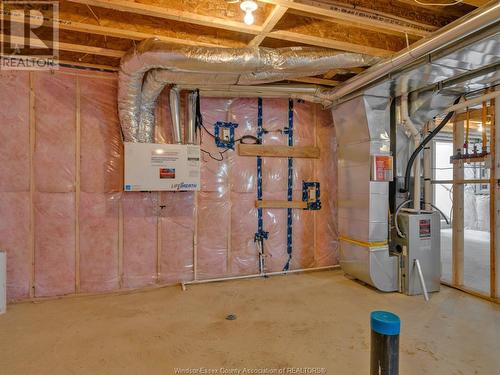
(34, 72, 76, 193)
(34, 192, 76, 297)
(315, 108, 339, 266)
(228, 98, 258, 194)
(159, 191, 195, 283)
(261, 191, 288, 272)
(0, 71, 31, 301)
(122, 192, 158, 288)
(197, 191, 230, 279)
(290, 210, 316, 270)
(0, 71, 30, 193)
(0, 193, 30, 301)
(1, 69, 339, 301)
(229, 192, 259, 276)
(262, 99, 288, 194)
(79, 192, 120, 293)
(80, 76, 123, 193)
(199, 98, 231, 193)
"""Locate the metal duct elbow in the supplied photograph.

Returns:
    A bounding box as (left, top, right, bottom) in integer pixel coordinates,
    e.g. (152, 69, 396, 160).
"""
(187, 91, 198, 145)
(169, 86, 182, 144)
(117, 38, 380, 143)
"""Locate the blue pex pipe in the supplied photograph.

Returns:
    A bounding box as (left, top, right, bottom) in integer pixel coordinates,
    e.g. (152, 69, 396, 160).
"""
(255, 97, 268, 243)
(284, 99, 294, 271)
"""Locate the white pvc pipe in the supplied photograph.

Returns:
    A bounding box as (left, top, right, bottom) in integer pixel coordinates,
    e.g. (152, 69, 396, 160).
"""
(423, 122, 433, 211)
(169, 86, 183, 144)
(181, 265, 340, 288)
(401, 94, 421, 210)
(442, 90, 500, 115)
(323, 1, 500, 104)
(186, 91, 197, 145)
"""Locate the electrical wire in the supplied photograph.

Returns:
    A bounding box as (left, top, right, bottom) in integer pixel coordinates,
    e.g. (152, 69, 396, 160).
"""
(427, 202, 450, 225)
(195, 90, 260, 162)
(413, 0, 463, 6)
(201, 148, 230, 162)
(401, 96, 461, 194)
(395, 199, 413, 238)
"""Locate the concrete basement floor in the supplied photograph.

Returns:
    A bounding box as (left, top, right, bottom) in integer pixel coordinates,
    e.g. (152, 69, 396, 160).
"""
(0, 270, 499, 375)
(442, 228, 491, 294)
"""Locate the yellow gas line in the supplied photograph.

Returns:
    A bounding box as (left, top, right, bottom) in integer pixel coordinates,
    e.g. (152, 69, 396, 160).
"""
(339, 236, 388, 248)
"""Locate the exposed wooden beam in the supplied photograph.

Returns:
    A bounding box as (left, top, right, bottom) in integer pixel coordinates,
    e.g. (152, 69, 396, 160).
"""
(1, 11, 225, 48)
(68, 0, 262, 35)
(256, 200, 308, 209)
(258, 0, 436, 37)
(290, 77, 340, 86)
(322, 67, 365, 79)
(454, 107, 493, 122)
(393, 0, 474, 18)
(59, 59, 118, 71)
(286, 9, 416, 39)
(269, 30, 393, 57)
(3, 5, 397, 57)
(0, 33, 125, 58)
(238, 144, 320, 158)
(248, 4, 289, 47)
(463, 0, 490, 6)
(65, 0, 408, 56)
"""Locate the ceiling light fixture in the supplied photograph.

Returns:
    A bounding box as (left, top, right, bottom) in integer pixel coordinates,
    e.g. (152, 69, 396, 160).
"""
(240, 1, 258, 25)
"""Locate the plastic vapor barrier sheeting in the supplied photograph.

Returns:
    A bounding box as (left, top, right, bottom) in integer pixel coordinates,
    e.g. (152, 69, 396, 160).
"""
(0, 68, 338, 301)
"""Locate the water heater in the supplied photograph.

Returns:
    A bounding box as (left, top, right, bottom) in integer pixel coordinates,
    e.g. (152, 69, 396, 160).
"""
(124, 142, 201, 191)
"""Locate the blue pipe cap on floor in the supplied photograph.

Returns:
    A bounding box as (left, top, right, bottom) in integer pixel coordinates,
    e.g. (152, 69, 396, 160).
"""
(371, 311, 401, 336)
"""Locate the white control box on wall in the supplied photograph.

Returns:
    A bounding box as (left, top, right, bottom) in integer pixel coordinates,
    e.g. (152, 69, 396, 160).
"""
(124, 142, 201, 191)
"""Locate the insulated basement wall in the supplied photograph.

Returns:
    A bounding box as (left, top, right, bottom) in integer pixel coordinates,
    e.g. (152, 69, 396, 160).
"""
(0, 68, 338, 302)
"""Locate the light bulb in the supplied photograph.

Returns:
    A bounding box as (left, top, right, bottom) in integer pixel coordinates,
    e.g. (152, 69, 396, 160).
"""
(244, 10, 255, 25)
(241, 1, 258, 25)
(478, 124, 483, 132)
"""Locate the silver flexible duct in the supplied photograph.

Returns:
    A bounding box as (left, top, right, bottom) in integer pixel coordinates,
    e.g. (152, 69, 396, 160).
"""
(169, 86, 182, 144)
(186, 91, 197, 145)
(118, 38, 379, 142)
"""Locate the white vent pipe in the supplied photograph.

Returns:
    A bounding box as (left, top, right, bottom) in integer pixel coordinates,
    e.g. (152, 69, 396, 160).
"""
(401, 94, 421, 210)
(186, 91, 198, 145)
(169, 86, 182, 144)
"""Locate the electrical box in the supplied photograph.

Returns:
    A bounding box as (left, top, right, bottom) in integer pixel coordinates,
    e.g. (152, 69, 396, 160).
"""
(124, 142, 200, 191)
(371, 154, 393, 182)
(214, 121, 238, 149)
(302, 181, 321, 210)
(395, 210, 441, 296)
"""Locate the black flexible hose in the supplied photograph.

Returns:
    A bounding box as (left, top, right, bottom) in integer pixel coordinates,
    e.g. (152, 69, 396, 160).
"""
(400, 96, 461, 194)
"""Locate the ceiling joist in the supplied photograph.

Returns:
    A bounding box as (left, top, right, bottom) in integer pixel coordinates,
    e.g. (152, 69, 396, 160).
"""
(0, 0, 478, 85)
(258, 0, 437, 37)
(248, 4, 289, 47)
(0, 33, 125, 58)
(67, 0, 262, 34)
